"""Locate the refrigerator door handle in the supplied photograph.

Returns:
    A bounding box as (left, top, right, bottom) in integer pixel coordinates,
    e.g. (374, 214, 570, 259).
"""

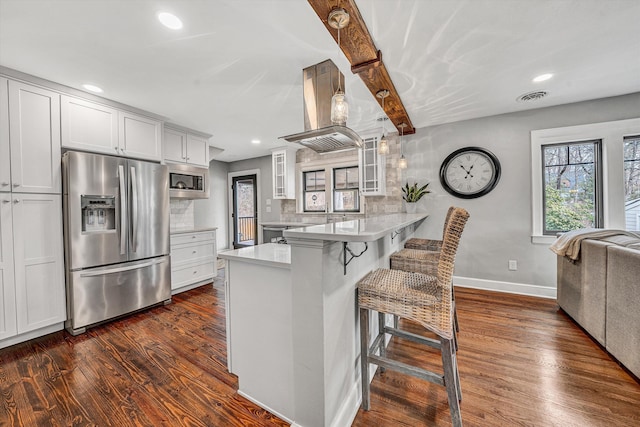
(118, 164, 127, 255)
(130, 166, 138, 252)
(79, 258, 165, 277)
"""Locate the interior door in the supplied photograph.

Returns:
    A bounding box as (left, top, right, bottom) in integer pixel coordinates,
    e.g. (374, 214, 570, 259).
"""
(127, 159, 170, 261)
(232, 174, 257, 249)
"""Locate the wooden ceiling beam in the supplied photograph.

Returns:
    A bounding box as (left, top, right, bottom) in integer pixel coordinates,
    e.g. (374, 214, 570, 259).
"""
(307, 0, 416, 134)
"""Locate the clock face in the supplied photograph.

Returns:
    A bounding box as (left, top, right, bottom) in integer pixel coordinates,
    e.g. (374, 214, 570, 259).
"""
(439, 147, 501, 199)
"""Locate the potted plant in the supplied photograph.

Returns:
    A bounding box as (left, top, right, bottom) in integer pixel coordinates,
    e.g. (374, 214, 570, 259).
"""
(402, 182, 430, 213)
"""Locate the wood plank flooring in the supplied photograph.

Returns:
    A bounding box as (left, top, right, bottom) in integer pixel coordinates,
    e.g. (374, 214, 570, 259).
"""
(1, 270, 638, 426)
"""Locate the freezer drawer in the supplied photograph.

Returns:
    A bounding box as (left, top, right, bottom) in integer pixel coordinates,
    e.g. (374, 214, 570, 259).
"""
(66, 256, 170, 334)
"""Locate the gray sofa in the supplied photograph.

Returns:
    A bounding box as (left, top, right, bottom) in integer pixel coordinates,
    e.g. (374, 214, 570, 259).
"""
(556, 234, 640, 378)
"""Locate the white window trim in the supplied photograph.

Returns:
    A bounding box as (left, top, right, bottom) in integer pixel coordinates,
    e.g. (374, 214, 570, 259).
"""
(531, 118, 640, 244)
(295, 155, 362, 214)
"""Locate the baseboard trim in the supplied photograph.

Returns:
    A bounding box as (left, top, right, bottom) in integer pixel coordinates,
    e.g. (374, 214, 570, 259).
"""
(453, 276, 556, 299)
(237, 390, 294, 425)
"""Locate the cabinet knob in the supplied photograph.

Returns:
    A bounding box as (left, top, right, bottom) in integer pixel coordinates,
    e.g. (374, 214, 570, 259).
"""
(186, 157, 190, 161)
(13, 183, 20, 187)
(1, 182, 8, 187)
(192, 235, 196, 239)
(2, 199, 10, 204)
(193, 270, 198, 274)
(13, 199, 20, 204)
(115, 147, 118, 152)
(192, 250, 197, 254)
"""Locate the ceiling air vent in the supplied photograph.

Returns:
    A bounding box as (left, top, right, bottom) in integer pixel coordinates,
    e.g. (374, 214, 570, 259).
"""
(517, 91, 548, 102)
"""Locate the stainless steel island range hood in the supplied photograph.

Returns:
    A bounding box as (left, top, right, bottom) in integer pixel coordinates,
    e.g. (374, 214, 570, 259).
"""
(280, 59, 362, 153)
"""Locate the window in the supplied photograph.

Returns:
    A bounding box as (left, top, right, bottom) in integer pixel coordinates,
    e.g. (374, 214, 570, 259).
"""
(531, 118, 640, 243)
(542, 140, 602, 234)
(303, 170, 326, 212)
(624, 135, 640, 231)
(333, 166, 360, 212)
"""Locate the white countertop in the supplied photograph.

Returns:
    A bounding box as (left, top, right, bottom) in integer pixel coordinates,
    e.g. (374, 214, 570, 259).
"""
(283, 213, 428, 242)
(170, 226, 217, 235)
(218, 243, 291, 268)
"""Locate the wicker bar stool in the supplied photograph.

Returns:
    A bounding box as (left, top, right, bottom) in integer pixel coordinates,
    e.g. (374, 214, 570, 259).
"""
(404, 206, 455, 251)
(358, 207, 469, 427)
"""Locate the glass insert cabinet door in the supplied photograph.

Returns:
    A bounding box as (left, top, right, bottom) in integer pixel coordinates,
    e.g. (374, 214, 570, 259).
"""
(359, 134, 386, 196)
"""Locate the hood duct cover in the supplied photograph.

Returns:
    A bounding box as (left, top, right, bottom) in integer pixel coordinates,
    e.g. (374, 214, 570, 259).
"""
(280, 59, 362, 153)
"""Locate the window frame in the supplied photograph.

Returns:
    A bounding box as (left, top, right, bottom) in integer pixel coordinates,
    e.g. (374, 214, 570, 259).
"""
(302, 169, 326, 212)
(332, 166, 360, 212)
(531, 118, 640, 244)
(541, 139, 603, 235)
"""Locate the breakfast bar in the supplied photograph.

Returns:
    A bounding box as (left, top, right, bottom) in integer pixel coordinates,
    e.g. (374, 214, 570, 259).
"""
(219, 213, 427, 427)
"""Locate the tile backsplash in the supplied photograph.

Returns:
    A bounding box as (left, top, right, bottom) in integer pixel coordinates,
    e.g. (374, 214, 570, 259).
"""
(170, 199, 194, 230)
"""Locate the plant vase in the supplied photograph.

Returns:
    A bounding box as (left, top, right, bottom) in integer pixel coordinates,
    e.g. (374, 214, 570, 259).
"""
(405, 202, 417, 214)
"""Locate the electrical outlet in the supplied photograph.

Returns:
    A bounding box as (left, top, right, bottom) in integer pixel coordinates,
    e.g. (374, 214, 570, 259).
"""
(508, 260, 517, 271)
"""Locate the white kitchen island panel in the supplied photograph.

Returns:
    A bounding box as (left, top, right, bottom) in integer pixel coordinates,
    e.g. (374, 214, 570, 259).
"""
(218, 244, 294, 423)
(219, 215, 428, 427)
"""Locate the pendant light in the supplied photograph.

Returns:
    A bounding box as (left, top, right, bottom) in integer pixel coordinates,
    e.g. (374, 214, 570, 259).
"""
(328, 7, 350, 126)
(376, 90, 390, 155)
(398, 123, 408, 169)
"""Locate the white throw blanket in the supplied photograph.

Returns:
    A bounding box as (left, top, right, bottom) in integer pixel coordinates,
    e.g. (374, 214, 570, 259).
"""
(549, 228, 640, 261)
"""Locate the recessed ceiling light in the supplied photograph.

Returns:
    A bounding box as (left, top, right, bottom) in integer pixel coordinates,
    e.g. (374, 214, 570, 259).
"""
(82, 84, 103, 93)
(532, 73, 553, 83)
(158, 12, 183, 30)
(251, 139, 261, 144)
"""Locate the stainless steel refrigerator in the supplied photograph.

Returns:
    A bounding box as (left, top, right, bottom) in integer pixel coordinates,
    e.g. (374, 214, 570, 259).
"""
(62, 151, 171, 335)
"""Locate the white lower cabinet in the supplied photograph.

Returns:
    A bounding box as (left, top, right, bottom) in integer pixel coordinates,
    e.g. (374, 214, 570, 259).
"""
(0, 193, 66, 348)
(170, 230, 217, 294)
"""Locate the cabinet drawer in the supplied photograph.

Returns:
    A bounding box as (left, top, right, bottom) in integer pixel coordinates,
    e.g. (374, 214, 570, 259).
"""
(171, 242, 214, 266)
(171, 261, 215, 290)
(171, 231, 215, 246)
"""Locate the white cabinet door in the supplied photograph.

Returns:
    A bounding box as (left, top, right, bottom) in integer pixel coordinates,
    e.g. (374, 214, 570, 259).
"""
(0, 194, 17, 341)
(164, 127, 186, 163)
(119, 111, 162, 161)
(61, 95, 119, 155)
(272, 148, 296, 199)
(186, 134, 209, 167)
(12, 193, 65, 334)
(8, 81, 61, 194)
(359, 134, 386, 196)
(0, 78, 10, 193)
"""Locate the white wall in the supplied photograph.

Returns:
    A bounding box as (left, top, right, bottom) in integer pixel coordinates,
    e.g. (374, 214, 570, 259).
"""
(404, 92, 640, 293)
(194, 159, 229, 251)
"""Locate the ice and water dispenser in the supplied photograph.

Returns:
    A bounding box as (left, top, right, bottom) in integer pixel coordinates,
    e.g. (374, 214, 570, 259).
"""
(81, 195, 116, 233)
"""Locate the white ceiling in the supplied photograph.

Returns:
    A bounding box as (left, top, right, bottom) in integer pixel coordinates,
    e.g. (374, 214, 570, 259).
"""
(1, 0, 639, 162)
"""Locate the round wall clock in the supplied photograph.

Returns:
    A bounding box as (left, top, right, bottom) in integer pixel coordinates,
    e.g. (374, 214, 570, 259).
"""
(439, 146, 501, 199)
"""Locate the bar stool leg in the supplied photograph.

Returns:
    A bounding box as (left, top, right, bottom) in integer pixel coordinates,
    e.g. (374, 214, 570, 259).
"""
(377, 312, 386, 373)
(441, 337, 463, 427)
(360, 306, 371, 410)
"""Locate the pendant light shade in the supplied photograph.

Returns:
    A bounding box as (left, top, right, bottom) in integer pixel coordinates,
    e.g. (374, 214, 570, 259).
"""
(376, 89, 390, 155)
(331, 89, 349, 125)
(398, 123, 408, 169)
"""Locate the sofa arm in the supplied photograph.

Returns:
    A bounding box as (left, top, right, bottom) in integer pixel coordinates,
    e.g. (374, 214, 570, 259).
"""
(556, 239, 610, 345)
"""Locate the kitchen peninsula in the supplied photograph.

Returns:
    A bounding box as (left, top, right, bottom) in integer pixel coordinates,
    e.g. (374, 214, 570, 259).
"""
(219, 213, 427, 427)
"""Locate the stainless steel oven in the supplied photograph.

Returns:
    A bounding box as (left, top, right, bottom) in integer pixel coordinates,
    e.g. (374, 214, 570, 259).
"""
(168, 164, 209, 199)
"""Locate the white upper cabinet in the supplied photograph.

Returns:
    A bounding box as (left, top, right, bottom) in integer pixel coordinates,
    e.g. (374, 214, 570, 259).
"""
(0, 78, 10, 193)
(62, 95, 162, 162)
(186, 134, 209, 167)
(272, 147, 297, 199)
(163, 125, 210, 167)
(8, 81, 61, 194)
(61, 95, 118, 154)
(359, 133, 386, 196)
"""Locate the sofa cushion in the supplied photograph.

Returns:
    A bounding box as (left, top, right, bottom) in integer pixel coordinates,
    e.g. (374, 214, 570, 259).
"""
(606, 245, 640, 378)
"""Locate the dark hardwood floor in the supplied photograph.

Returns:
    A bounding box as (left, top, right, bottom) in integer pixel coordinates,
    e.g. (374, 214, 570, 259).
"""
(1, 270, 638, 426)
